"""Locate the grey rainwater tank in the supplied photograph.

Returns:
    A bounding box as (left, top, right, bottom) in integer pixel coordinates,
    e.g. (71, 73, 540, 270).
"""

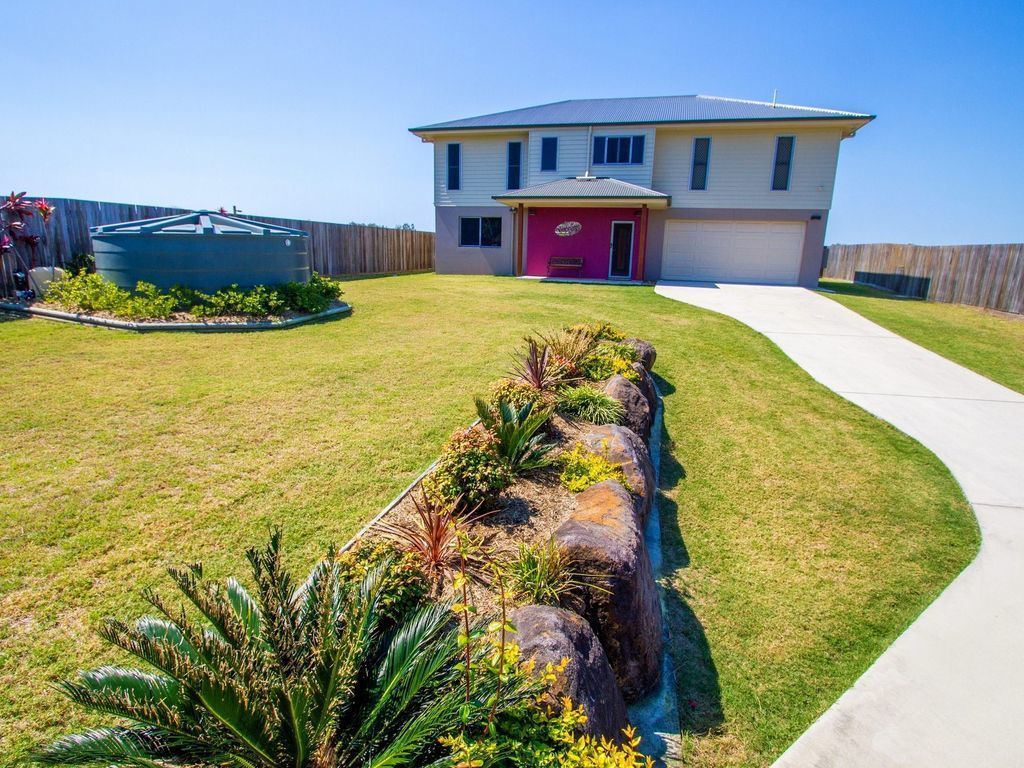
(90, 210, 311, 292)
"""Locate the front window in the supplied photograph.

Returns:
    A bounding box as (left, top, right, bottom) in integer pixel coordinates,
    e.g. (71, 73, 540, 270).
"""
(593, 134, 645, 165)
(459, 216, 502, 247)
(771, 136, 795, 191)
(507, 141, 522, 190)
(446, 143, 461, 191)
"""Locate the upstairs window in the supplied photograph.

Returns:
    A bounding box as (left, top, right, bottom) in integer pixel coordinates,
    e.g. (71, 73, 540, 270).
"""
(541, 137, 558, 171)
(690, 137, 711, 191)
(507, 141, 522, 190)
(771, 136, 794, 191)
(459, 216, 502, 248)
(593, 134, 645, 165)
(446, 143, 461, 191)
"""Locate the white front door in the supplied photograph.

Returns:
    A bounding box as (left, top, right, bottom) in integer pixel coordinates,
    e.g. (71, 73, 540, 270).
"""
(661, 220, 806, 284)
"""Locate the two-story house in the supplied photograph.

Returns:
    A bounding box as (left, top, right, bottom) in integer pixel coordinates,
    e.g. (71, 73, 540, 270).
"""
(410, 95, 873, 286)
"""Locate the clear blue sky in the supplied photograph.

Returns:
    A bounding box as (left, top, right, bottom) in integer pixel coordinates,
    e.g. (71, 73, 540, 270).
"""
(6, 0, 1022, 244)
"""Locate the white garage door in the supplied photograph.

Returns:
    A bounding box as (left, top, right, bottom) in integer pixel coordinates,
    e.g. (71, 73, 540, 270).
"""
(662, 220, 806, 284)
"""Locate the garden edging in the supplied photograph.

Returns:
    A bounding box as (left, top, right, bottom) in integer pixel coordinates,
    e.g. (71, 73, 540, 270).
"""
(0, 300, 352, 332)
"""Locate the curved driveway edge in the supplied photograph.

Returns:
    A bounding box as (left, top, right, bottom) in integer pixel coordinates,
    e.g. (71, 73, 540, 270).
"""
(655, 282, 1024, 767)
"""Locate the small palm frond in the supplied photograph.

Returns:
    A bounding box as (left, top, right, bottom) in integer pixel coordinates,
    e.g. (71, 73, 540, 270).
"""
(28, 726, 191, 766)
(475, 397, 556, 473)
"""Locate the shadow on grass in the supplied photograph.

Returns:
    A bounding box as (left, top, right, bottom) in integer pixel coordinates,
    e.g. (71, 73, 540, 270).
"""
(818, 279, 923, 303)
(0, 309, 29, 323)
(657, 382, 725, 736)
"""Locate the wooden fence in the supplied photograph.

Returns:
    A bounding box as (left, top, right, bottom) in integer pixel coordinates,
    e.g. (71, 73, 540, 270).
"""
(822, 242, 1024, 315)
(0, 197, 434, 296)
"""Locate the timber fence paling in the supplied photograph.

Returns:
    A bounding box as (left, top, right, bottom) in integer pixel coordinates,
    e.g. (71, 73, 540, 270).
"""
(822, 242, 1024, 314)
(0, 197, 434, 296)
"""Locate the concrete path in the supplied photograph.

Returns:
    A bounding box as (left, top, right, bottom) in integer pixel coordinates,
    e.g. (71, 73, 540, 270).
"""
(655, 282, 1024, 767)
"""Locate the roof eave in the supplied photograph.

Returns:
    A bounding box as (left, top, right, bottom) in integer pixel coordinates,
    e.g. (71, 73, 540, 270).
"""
(492, 195, 671, 209)
(411, 114, 875, 138)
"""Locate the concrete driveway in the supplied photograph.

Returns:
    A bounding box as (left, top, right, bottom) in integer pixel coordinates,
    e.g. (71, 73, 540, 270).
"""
(655, 282, 1024, 767)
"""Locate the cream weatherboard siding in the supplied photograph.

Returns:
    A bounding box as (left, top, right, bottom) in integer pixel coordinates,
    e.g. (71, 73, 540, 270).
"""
(527, 128, 590, 184)
(651, 126, 843, 209)
(433, 132, 528, 207)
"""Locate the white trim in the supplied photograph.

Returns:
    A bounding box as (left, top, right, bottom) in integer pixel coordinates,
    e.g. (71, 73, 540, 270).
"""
(608, 220, 635, 280)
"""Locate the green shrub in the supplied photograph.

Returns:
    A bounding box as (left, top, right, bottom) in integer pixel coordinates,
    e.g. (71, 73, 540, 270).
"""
(580, 343, 642, 384)
(335, 539, 428, 620)
(29, 530, 543, 768)
(557, 385, 626, 424)
(44, 273, 175, 319)
(566, 321, 626, 342)
(559, 443, 631, 493)
(475, 397, 556, 473)
(423, 426, 513, 508)
(45, 270, 343, 320)
(505, 539, 594, 607)
(278, 272, 344, 313)
(488, 378, 548, 410)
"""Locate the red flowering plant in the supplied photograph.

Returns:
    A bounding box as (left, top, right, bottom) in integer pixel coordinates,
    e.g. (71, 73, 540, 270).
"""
(1, 191, 59, 297)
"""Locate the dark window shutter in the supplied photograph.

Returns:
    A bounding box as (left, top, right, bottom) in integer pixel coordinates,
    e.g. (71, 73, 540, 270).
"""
(631, 135, 645, 164)
(447, 144, 461, 191)
(541, 137, 558, 171)
(772, 136, 794, 190)
(507, 142, 522, 190)
(690, 137, 710, 190)
(593, 135, 606, 164)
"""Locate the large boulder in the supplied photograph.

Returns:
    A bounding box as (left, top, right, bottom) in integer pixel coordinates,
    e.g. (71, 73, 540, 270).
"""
(555, 480, 663, 701)
(623, 338, 656, 371)
(510, 604, 629, 741)
(580, 424, 655, 522)
(604, 375, 651, 441)
(630, 362, 658, 416)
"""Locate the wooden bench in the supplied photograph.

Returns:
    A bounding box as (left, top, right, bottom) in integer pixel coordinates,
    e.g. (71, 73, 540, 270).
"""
(548, 256, 584, 270)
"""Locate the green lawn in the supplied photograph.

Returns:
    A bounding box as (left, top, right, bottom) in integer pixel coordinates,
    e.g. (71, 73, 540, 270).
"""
(0, 274, 978, 767)
(819, 279, 1024, 394)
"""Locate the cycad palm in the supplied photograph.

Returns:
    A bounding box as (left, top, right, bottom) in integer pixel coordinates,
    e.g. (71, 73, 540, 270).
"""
(30, 531, 528, 768)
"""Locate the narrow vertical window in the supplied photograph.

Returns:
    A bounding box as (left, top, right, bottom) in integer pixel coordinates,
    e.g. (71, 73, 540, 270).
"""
(447, 143, 461, 191)
(772, 136, 794, 191)
(592, 135, 606, 165)
(506, 141, 522, 190)
(690, 137, 711, 190)
(541, 137, 558, 171)
(630, 135, 645, 164)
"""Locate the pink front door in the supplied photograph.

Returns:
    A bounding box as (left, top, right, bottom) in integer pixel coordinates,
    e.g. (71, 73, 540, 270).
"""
(525, 207, 640, 280)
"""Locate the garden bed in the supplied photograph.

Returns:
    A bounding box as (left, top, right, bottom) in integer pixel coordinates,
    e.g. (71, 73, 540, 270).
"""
(345, 322, 679, 759)
(0, 298, 352, 332)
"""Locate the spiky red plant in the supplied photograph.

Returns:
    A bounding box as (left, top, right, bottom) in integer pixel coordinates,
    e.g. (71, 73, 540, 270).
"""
(509, 339, 569, 392)
(376, 491, 490, 594)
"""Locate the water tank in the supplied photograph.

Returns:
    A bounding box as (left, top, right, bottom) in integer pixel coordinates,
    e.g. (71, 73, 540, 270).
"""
(90, 210, 311, 292)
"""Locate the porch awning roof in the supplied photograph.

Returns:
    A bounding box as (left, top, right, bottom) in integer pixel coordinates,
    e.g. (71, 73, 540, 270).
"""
(493, 176, 671, 208)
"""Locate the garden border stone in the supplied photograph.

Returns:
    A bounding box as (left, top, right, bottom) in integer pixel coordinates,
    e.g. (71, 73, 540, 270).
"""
(0, 300, 352, 333)
(510, 604, 629, 741)
(580, 424, 655, 522)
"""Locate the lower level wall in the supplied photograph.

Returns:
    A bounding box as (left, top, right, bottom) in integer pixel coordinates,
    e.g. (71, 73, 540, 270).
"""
(435, 206, 514, 275)
(645, 207, 828, 288)
(435, 204, 830, 288)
